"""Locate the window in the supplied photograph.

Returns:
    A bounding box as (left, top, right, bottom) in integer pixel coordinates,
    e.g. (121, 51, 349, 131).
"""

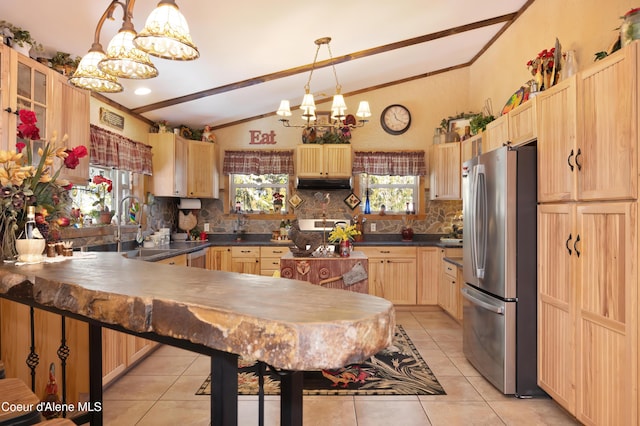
(360, 174, 418, 214)
(70, 166, 132, 222)
(230, 174, 289, 213)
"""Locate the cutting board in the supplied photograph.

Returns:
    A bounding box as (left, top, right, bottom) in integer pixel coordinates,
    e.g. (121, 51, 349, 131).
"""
(178, 211, 197, 232)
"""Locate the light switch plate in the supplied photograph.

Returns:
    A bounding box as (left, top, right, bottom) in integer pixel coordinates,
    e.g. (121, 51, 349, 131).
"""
(204, 223, 210, 232)
(370, 223, 376, 232)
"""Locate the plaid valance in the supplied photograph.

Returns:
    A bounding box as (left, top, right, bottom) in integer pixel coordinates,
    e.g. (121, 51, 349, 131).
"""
(90, 125, 153, 175)
(352, 151, 427, 176)
(223, 150, 294, 175)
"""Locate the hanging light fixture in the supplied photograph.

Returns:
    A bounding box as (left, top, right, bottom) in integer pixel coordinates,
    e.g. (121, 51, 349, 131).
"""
(70, 0, 198, 92)
(98, 0, 159, 80)
(68, 1, 123, 92)
(133, 0, 199, 61)
(277, 37, 371, 129)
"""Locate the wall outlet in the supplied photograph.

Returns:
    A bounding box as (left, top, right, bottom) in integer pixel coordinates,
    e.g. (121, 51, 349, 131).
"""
(204, 223, 210, 232)
(370, 222, 376, 232)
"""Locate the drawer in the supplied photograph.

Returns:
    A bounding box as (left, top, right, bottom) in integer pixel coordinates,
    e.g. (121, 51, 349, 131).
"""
(443, 261, 457, 278)
(231, 246, 260, 258)
(261, 258, 281, 269)
(260, 246, 288, 258)
(359, 246, 417, 258)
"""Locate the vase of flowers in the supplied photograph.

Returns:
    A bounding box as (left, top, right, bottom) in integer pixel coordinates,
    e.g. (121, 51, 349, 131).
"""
(527, 46, 561, 90)
(0, 110, 88, 260)
(91, 174, 113, 224)
(328, 224, 361, 257)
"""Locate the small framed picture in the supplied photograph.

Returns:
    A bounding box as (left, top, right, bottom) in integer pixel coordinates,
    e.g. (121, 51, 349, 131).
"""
(289, 193, 304, 209)
(344, 193, 361, 210)
(315, 111, 331, 126)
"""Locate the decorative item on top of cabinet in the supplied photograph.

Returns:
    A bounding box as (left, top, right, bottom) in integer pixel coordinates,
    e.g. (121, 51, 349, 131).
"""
(429, 142, 461, 200)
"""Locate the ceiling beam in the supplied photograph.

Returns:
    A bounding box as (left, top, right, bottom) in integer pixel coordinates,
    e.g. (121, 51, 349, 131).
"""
(131, 12, 518, 115)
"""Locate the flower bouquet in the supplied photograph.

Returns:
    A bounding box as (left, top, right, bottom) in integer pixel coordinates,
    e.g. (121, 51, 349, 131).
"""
(91, 174, 113, 224)
(328, 223, 361, 257)
(0, 110, 87, 259)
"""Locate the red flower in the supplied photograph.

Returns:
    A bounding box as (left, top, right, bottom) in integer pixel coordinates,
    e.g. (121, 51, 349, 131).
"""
(16, 110, 40, 140)
(16, 142, 26, 153)
(63, 145, 88, 170)
(92, 175, 113, 192)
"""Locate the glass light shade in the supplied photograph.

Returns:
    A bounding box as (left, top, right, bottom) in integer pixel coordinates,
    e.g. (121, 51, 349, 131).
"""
(134, 1, 199, 61)
(68, 49, 123, 92)
(331, 94, 347, 119)
(277, 100, 292, 117)
(99, 29, 159, 79)
(356, 101, 372, 118)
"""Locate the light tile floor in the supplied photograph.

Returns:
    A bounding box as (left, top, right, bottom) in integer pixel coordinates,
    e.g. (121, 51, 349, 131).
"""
(102, 309, 580, 425)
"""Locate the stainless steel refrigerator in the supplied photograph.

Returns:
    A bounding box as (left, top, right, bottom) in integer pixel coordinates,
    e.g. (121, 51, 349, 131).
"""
(461, 144, 544, 397)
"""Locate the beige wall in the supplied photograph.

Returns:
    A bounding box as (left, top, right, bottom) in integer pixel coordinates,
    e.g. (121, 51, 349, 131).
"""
(89, 98, 151, 143)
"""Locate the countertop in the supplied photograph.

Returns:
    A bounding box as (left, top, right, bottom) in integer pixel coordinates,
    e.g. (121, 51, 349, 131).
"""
(444, 256, 463, 268)
(0, 252, 394, 371)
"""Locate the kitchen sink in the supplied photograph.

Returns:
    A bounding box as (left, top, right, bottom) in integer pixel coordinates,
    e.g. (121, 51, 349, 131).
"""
(124, 248, 174, 259)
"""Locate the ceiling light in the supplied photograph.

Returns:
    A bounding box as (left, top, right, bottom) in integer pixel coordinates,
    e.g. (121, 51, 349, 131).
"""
(98, 7, 159, 80)
(68, 1, 123, 92)
(134, 0, 199, 61)
(277, 37, 370, 129)
(134, 87, 151, 95)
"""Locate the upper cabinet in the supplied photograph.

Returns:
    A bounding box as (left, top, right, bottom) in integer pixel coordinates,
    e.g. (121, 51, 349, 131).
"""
(149, 133, 219, 198)
(482, 100, 537, 154)
(429, 142, 460, 200)
(187, 140, 219, 198)
(296, 144, 352, 178)
(482, 114, 509, 153)
(0, 45, 90, 184)
(149, 133, 188, 197)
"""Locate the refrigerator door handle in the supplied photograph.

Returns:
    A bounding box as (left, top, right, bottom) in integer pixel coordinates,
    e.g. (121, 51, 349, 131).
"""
(472, 164, 487, 279)
(461, 288, 505, 315)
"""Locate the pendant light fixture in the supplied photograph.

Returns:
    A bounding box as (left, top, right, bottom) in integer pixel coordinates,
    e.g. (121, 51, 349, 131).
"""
(68, 1, 124, 92)
(277, 37, 371, 129)
(70, 0, 198, 92)
(133, 0, 199, 61)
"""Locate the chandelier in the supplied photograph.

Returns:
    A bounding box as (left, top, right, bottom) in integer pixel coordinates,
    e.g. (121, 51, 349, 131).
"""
(276, 37, 371, 129)
(69, 0, 199, 92)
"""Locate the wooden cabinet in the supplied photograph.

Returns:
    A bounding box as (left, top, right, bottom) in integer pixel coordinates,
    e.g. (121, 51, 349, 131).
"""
(536, 43, 640, 426)
(536, 75, 577, 203)
(50, 71, 90, 185)
(148, 133, 188, 197)
(461, 133, 481, 164)
(0, 46, 58, 151)
(156, 253, 187, 266)
(359, 246, 417, 305)
(187, 140, 219, 198)
(231, 246, 260, 274)
(508, 100, 537, 146)
(438, 258, 462, 321)
(260, 246, 287, 276)
(207, 246, 232, 271)
(483, 113, 508, 153)
(538, 202, 636, 424)
(429, 142, 461, 200)
(416, 247, 440, 304)
(296, 144, 352, 178)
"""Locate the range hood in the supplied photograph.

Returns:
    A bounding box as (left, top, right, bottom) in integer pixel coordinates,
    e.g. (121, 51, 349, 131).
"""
(296, 177, 352, 190)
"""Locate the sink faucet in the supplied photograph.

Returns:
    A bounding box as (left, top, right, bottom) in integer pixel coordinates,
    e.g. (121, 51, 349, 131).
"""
(116, 195, 140, 252)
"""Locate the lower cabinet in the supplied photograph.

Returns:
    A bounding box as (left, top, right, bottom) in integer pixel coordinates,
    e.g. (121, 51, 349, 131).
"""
(231, 246, 261, 274)
(207, 246, 232, 271)
(360, 247, 417, 304)
(417, 247, 440, 304)
(438, 259, 462, 322)
(156, 254, 187, 266)
(260, 246, 287, 276)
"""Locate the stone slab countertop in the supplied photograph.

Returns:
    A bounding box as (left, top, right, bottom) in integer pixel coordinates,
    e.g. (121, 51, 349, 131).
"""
(444, 256, 463, 268)
(0, 253, 395, 371)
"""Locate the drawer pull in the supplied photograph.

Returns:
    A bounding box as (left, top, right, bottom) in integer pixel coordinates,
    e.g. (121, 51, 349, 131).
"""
(380, 250, 390, 254)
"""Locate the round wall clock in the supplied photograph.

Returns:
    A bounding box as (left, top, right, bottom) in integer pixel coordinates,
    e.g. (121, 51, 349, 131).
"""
(380, 104, 411, 135)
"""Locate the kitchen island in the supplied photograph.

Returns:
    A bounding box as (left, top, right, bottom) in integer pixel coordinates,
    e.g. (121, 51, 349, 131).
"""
(0, 253, 394, 426)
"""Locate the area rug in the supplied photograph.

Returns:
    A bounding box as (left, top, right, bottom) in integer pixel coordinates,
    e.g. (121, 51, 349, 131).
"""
(196, 325, 445, 396)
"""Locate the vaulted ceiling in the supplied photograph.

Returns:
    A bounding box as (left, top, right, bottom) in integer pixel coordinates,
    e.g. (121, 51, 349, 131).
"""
(1, 0, 533, 129)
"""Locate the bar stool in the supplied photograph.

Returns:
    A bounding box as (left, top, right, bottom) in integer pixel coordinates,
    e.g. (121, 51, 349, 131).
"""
(0, 378, 41, 425)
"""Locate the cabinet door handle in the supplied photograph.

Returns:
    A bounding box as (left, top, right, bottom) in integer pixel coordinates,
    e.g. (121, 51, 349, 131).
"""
(565, 233, 573, 255)
(567, 149, 575, 172)
(380, 250, 390, 254)
(573, 234, 581, 258)
(575, 148, 582, 171)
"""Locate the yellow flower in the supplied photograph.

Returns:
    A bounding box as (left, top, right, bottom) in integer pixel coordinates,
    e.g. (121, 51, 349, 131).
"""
(328, 224, 361, 243)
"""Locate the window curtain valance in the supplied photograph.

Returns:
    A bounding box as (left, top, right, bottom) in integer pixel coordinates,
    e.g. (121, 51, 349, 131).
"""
(90, 125, 153, 175)
(223, 150, 294, 175)
(352, 151, 427, 176)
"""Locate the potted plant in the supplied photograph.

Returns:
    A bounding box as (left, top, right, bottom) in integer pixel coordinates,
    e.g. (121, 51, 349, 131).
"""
(0, 22, 42, 55)
(273, 192, 284, 213)
(91, 174, 113, 224)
